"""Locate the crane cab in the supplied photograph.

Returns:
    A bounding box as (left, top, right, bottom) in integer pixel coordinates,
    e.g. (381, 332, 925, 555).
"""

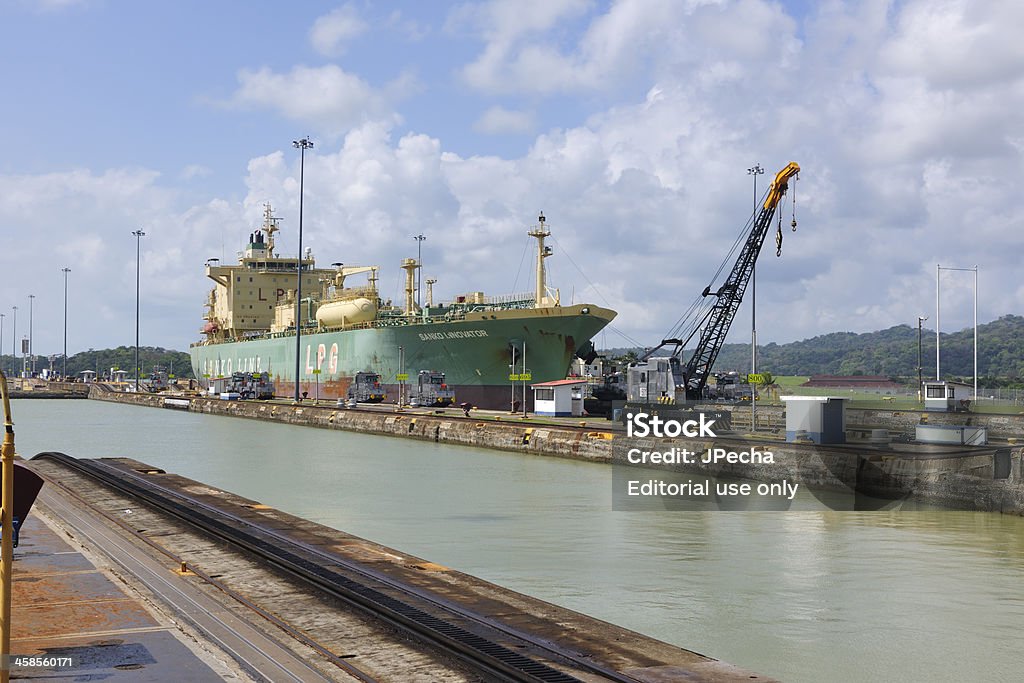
(626, 358, 681, 404)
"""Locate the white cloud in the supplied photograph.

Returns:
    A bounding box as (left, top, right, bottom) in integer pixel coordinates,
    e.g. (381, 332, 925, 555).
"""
(225, 65, 405, 136)
(448, 0, 591, 42)
(879, 0, 1024, 90)
(451, 0, 594, 93)
(456, 0, 797, 95)
(385, 9, 429, 41)
(0, 168, 163, 221)
(309, 4, 368, 56)
(180, 164, 212, 181)
(473, 106, 534, 134)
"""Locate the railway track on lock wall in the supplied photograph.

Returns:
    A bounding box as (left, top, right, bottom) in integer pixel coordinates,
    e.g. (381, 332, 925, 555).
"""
(32, 452, 643, 683)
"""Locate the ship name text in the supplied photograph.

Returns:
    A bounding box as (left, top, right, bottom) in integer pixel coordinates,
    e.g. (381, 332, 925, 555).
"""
(203, 356, 263, 377)
(418, 329, 489, 341)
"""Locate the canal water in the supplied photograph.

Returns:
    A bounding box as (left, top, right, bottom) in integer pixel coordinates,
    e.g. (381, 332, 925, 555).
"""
(13, 399, 1024, 682)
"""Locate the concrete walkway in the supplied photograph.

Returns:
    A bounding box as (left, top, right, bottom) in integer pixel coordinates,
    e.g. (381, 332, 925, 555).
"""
(9, 513, 228, 681)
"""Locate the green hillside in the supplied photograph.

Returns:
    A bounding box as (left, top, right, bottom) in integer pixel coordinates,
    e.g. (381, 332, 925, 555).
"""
(604, 314, 1024, 381)
(0, 346, 193, 380)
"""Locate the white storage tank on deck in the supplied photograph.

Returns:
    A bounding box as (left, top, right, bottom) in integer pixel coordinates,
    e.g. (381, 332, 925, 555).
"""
(316, 297, 377, 328)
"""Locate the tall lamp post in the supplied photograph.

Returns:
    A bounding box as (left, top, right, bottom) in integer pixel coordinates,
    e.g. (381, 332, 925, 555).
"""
(0, 315, 4, 376)
(747, 163, 763, 430)
(413, 234, 426, 311)
(62, 268, 71, 379)
(10, 307, 15, 377)
(935, 264, 940, 380)
(917, 316, 927, 401)
(292, 137, 313, 403)
(132, 230, 145, 391)
(28, 294, 34, 377)
(509, 345, 517, 412)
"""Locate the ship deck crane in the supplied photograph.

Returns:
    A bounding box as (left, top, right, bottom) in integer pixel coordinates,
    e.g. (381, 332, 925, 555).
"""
(629, 162, 800, 403)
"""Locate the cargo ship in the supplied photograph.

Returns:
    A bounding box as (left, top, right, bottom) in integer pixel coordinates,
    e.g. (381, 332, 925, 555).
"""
(189, 205, 616, 409)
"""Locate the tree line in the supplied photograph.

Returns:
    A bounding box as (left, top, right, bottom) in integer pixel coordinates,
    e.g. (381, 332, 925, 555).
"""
(0, 346, 193, 380)
(603, 314, 1024, 384)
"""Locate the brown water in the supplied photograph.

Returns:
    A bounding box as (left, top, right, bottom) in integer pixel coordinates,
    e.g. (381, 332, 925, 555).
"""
(14, 399, 1024, 682)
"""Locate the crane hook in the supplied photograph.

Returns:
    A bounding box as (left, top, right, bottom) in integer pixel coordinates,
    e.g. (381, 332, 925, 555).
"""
(791, 174, 798, 231)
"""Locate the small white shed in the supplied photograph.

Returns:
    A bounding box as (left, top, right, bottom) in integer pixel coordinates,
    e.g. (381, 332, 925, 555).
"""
(531, 379, 587, 417)
(922, 380, 974, 412)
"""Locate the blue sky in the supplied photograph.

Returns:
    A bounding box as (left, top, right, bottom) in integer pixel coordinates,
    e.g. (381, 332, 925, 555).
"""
(1, 0, 1022, 364)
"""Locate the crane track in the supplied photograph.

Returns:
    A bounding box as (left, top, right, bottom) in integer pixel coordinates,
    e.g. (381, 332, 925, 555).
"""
(33, 452, 639, 683)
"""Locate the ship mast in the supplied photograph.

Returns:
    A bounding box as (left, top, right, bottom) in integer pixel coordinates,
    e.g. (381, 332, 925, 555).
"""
(262, 203, 281, 256)
(401, 258, 418, 315)
(528, 212, 556, 308)
(425, 278, 436, 307)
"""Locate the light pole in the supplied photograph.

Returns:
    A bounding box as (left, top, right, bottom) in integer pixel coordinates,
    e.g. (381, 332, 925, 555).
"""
(292, 136, 313, 403)
(132, 229, 145, 392)
(510, 346, 517, 412)
(413, 234, 426, 311)
(398, 345, 405, 407)
(747, 163, 763, 429)
(917, 316, 927, 402)
(522, 340, 527, 418)
(62, 268, 71, 379)
(10, 307, 15, 377)
(28, 294, 34, 376)
(935, 264, 940, 381)
(973, 265, 978, 402)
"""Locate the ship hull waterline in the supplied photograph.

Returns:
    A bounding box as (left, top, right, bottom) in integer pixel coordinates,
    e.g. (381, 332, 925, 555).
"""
(191, 304, 614, 411)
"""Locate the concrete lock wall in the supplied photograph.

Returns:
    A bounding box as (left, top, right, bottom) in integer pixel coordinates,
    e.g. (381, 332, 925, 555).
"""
(89, 386, 614, 464)
(707, 402, 1024, 442)
(849, 408, 1024, 441)
(88, 387, 1024, 515)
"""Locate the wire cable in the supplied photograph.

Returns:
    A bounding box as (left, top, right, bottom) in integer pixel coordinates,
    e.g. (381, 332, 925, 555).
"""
(547, 233, 613, 308)
(509, 236, 531, 294)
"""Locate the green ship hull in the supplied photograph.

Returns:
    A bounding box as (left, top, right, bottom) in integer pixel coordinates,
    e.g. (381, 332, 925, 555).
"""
(190, 304, 614, 410)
